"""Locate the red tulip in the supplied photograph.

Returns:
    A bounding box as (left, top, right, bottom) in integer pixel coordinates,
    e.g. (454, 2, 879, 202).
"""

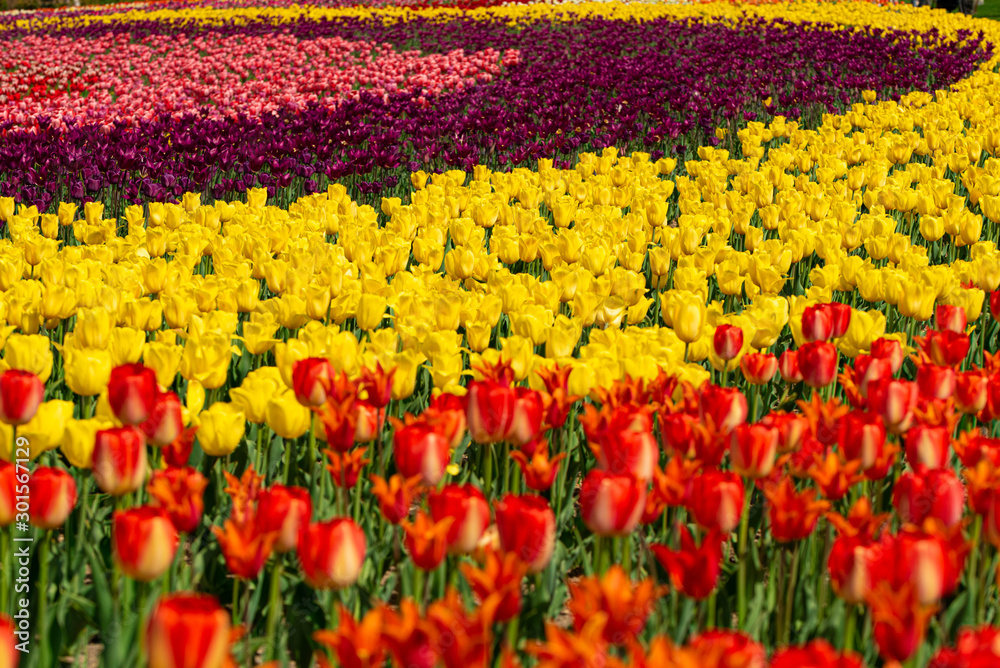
(991, 291, 1000, 323)
(353, 402, 381, 443)
(93, 426, 147, 496)
(853, 354, 894, 398)
(761, 411, 809, 454)
(28, 467, 77, 529)
(108, 363, 159, 426)
(370, 474, 423, 525)
(258, 484, 312, 553)
(140, 391, 183, 447)
(291, 357, 334, 407)
(801, 304, 834, 342)
(0, 462, 15, 527)
(145, 593, 230, 668)
(298, 518, 366, 589)
(685, 469, 744, 534)
(778, 349, 802, 383)
(579, 470, 645, 537)
(828, 534, 875, 604)
(868, 581, 937, 663)
(867, 378, 917, 434)
(921, 329, 970, 367)
(904, 424, 951, 472)
(650, 526, 723, 599)
(511, 442, 566, 492)
(162, 426, 197, 468)
(740, 352, 777, 385)
(358, 362, 394, 409)
(936, 304, 967, 334)
(0, 613, 17, 668)
(401, 511, 453, 571)
(466, 377, 515, 444)
(916, 363, 955, 401)
(698, 384, 747, 433)
(893, 470, 964, 528)
(494, 494, 555, 574)
(729, 423, 778, 478)
(770, 639, 863, 668)
(799, 341, 838, 388)
(764, 477, 830, 543)
(0, 370, 43, 426)
(870, 337, 904, 374)
(713, 324, 743, 361)
(686, 631, 766, 668)
(838, 411, 885, 471)
(508, 387, 544, 447)
(956, 370, 989, 414)
(393, 421, 450, 487)
(583, 405, 658, 481)
(428, 484, 490, 555)
(147, 467, 208, 534)
(113, 506, 178, 582)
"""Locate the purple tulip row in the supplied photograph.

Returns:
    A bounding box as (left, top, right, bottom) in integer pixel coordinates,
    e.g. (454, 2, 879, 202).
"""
(0, 14, 989, 212)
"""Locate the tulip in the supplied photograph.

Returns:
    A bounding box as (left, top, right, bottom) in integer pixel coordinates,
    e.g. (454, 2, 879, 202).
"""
(291, 357, 334, 407)
(93, 426, 147, 496)
(936, 304, 967, 334)
(992, 291, 1000, 323)
(828, 302, 852, 338)
(729, 423, 778, 478)
(63, 347, 112, 397)
(916, 363, 955, 401)
(265, 391, 312, 440)
(957, 369, 989, 417)
(354, 402, 381, 443)
(356, 293, 387, 331)
(799, 341, 838, 388)
(583, 405, 659, 481)
(108, 363, 159, 426)
(764, 477, 830, 543)
(770, 640, 863, 668)
(838, 411, 885, 471)
(651, 527, 724, 600)
(298, 518, 366, 589)
(325, 448, 370, 489)
(508, 387, 544, 447)
(401, 511, 453, 571)
(0, 462, 14, 526)
(921, 329, 970, 368)
(162, 426, 197, 468)
(565, 566, 662, 647)
(460, 548, 528, 623)
(713, 324, 743, 361)
(494, 494, 556, 574)
(428, 484, 490, 555)
(466, 377, 516, 445)
(0, 614, 16, 668)
(686, 631, 766, 668)
(147, 467, 208, 534)
(904, 424, 951, 472)
(393, 420, 450, 487)
(828, 534, 875, 605)
(370, 473, 423, 525)
(870, 337, 904, 374)
(893, 470, 964, 528)
(511, 442, 566, 491)
(579, 470, 645, 537)
(197, 403, 246, 457)
(258, 484, 312, 553)
(0, 370, 43, 426)
(801, 304, 833, 342)
(28, 467, 77, 529)
(853, 354, 894, 398)
(145, 593, 230, 668)
(740, 352, 777, 384)
(698, 385, 747, 433)
(140, 391, 183, 447)
(867, 378, 917, 433)
(868, 581, 937, 663)
(778, 349, 802, 383)
(113, 506, 178, 582)
(685, 469, 744, 534)
(666, 290, 706, 344)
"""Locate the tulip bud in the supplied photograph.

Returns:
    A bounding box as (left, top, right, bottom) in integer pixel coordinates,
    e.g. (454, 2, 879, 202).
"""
(916, 363, 955, 401)
(868, 378, 917, 434)
(828, 302, 852, 338)
(145, 593, 230, 668)
(956, 370, 989, 414)
(466, 378, 516, 445)
(108, 363, 159, 426)
(798, 341, 838, 388)
(28, 467, 77, 529)
(298, 518, 366, 590)
(140, 391, 183, 447)
(93, 426, 147, 496)
(893, 470, 964, 528)
(0, 370, 43, 426)
(904, 424, 951, 472)
(699, 385, 747, 433)
(936, 304, 967, 334)
(291, 358, 334, 407)
(494, 494, 556, 574)
(713, 324, 743, 361)
(0, 462, 14, 527)
(579, 470, 646, 537)
(730, 423, 778, 478)
(778, 349, 802, 383)
(853, 354, 894, 398)
(801, 304, 833, 342)
(258, 485, 312, 553)
(113, 506, 178, 582)
(828, 535, 873, 604)
(428, 484, 490, 555)
(686, 469, 744, 534)
(508, 387, 544, 447)
(740, 352, 778, 385)
(393, 421, 450, 487)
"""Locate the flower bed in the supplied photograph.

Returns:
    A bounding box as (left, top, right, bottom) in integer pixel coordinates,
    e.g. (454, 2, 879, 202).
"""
(0, 2, 1000, 668)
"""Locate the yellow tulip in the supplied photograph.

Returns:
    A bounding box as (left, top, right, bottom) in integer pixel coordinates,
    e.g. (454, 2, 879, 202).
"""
(265, 391, 311, 439)
(197, 402, 246, 457)
(4, 334, 53, 383)
(231, 369, 283, 425)
(389, 349, 426, 401)
(664, 291, 706, 344)
(61, 418, 113, 469)
(109, 327, 146, 366)
(179, 332, 234, 390)
(838, 309, 886, 358)
(143, 341, 183, 389)
(64, 347, 112, 397)
(19, 400, 75, 456)
(356, 293, 387, 331)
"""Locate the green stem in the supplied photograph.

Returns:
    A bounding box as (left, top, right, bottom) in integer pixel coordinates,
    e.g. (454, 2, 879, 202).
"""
(265, 561, 283, 662)
(482, 444, 493, 501)
(968, 515, 982, 624)
(37, 531, 51, 667)
(782, 544, 801, 645)
(843, 603, 857, 653)
(232, 578, 241, 626)
(308, 420, 318, 499)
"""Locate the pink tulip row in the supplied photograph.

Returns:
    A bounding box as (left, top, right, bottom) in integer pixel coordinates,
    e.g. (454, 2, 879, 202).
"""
(0, 32, 519, 130)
